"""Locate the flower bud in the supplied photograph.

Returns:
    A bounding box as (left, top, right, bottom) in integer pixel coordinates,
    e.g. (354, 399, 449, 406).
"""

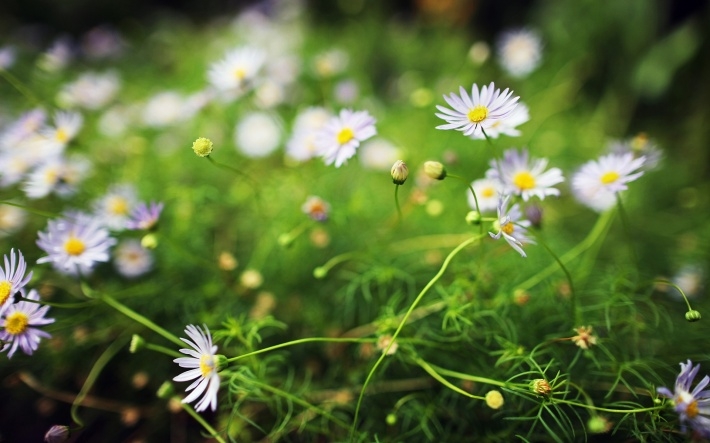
(386, 413, 397, 425)
(129, 334, 146, 353)
(313, 267, 328, 279)
(423, 161, 447, 180)
(156, 381, 175, 399)
(530, 378, 552, 396)
(391, 160, 409, 185)
(44, 425, 70, 443)
(587, 415, 612, 434)
(485, 390, 504, 409)
(192, 137, 213, 157)
(465, 211, 482, 225)
(686, 310, 701, 322)
(141, 233, 158, 249)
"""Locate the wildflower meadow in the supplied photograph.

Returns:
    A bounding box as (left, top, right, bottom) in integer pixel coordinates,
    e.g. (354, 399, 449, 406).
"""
(1, 1, 710, 442)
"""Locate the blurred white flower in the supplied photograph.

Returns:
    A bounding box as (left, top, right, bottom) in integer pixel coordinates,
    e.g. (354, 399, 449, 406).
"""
(334, 79, 359, 104)
(114, 239, 154, 278)
(93, 184, 138, 231)
(234, 112, 281, 158)
(0, 46, 17, 70)
(38, 37, 74, 72)
(208, 46, 266, 98)
(0, 204, 26, 239)
(359, 138, 400, 171)
(313, 49, 348, 78)
(23, 155, 91, 199)
(486, 148, 564, 201)
(468, 178, 502, 213)
(141, 91, 191, 128)
(497, 28, 543, 78)
(58, 71, 121, 110)
(286, 107, 332, 162)
(572, 153, 645, 212)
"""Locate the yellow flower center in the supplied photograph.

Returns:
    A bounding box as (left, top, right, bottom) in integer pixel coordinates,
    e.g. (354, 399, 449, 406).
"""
(64, 237, 86, 256)
(200, 354, 214, 378)
(0, 281, 12, 305)
(686, 400, 699, 418)
(55, 128, 69, 143)
(502, 223, 515, 235)
(234, 68, 246, 80)
(467, 105, 488, 124)
(513, 171, 536, 190)
(631, 133, 647, 151)
(5, 311, 29, 335)
(336, 128, 354, 145)
(481, 187, 495, 198)
(600, 171, 620, 185)
(109, 197, 129, 215)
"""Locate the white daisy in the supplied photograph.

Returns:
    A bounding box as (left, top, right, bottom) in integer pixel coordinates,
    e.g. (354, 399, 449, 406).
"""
(113, 239, 153, 278)
(497, 28, 543, 78)
(0, 249, 33, 312)
(173, 324, 220, 412)
(359, 138, 401, 171)
(486, 148, 564, 201)
(435, 82, 519, 138)
(314, 109, 377, 167)
(467, 178, 501, 213)
(57, 71, 121, 110)
(0, 289, 54, 358)
(234, 112, 281, 158)
(23, 155, 91, 200)
(93, 184, 138, 231)
(208, 46, 266, 97)
(571, 153, 645, 212)
(39, 111, 84, 156)
(489, 195, 534, 258)
(470, 102, 529, 140)
(141, 91, 190, 128)
(285, 107, 332, 162)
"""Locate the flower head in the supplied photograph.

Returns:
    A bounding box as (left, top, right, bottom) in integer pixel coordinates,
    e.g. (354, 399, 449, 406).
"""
(468, 178, 502, 213)
(571, 325, 598, 350)
(192, 137, 214, 157)
(435, 82, 519, 138)
(286, 107, 332, 162)
(36, 213, 116, 276)
(173, 324, 220, 412)
(470, 102, 529, 140)
(489, 195, 534, 257)
(497, 28, 543, 78)
(93, 184, 138, 231)
(391, 160, 409, 185)
(114, 239, 154, 279)
(487, 148, 564, 201)
(572, 152, 645, 211)
(234, 112, 281, 158)
(0, 289, 55, 358)
(126, 202, 163, 231)
(208, 46, 266, 96)
(302, 196, 330, 222)
(485, 390, 505, 409)
(314, 109, 377, 167)
(658, 360, 710, 438)
(0, 249, 33, 311)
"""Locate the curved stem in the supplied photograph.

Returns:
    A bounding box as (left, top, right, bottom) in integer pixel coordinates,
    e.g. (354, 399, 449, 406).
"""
(448, 174, 483, 235)
(226, 337, 376, 363)
(313, 251, 361, 279)
(655, 279, 695, 313)
(394, 184, 402, 223)
(181, 403, 227, 443)
(417, 360, 508, 388)
(145, 343, 183, 358)
(412, 357, 485, 400)
(99, 293, 183, 347)
(0, 200, 57, 218)
(349, 234, 484, 438)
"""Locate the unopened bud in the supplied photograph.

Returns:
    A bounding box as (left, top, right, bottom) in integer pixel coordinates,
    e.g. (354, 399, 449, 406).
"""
(192, 137, 213, 157)
(686, 310, 701, 322)
(141, 233, 158, 249)
(156, 381, 175, 399)
(386, 413, 397, 425)
(391, 160, 409, 185)
(313, 267, 327, 279)
(484, 390, 504, 409)
(423, 161, 447, 180)
(465, 211, 482, 225)
(129, 334, 146, 353)
(530, 378, 552, 396)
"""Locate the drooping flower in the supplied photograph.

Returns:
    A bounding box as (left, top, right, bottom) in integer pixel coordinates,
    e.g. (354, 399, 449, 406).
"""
(657, 360, 710, 438)
(571, 152, 645, 212)
(486, 148, 564, 201)
(173, 324, 220, 412)
(314, 109, 376, 167)
(489, 195, 534, 257)
(0, 289, 55, 358)
(36, 213, 116, 276)
(435, 82, 519, 139)
(126, 202, 163, 231)
(302, 196, 330, 221)
(497, 28, 543, 78)
(0, 249, 33, 311)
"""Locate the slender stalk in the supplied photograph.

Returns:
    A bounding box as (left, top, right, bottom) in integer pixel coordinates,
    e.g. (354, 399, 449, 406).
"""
(71, 337, 127, 427)
(394, 184, 402, 223)
(180, 403, 227, 443)
(145, 343, 183, 358)
(100, 293, 183, 347)
(550, 398, 662, 414)
(350, 234, 484, 439)
(0, 68, 41, 105)
(481, 127, 494, 146)
(448, 173, 483, 235)
(615, 193, 638, 267)
(412, 357, 485, 400)
(313, 251, 360, 279)
(226, 337, 375, 363)
(418, 360, 508, 388)
(655, 279, 696, 313)
(0, 200, 57, 218)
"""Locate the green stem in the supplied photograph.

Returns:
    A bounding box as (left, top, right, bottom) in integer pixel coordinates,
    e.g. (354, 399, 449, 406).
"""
(181, 403, 227, 443)
(16, 296, 95, 309)
(313, 251, 360, 279)
(516, 209, 614, 291)
(350, 234, 484, 439)
(448, 173, 483, 235)
(416, 360, 507, 388)
(615, 193, 638, 267)
(99, 293, 183, 347)
(550, 398, 662, 414)
(146, 343, 183, 358)
(71, 337, 127, 427)
(206, 156, 258, 187)
(412, 357, 485, 400)
(655, 279, 696, 313)
(394, 184, 402, 223)
(247, 378, 351, 430)
(226, 337, 376, 363)
(0, 68, 41, 105)
(481, 127, 494, 147)
(0, 200, 57, 218)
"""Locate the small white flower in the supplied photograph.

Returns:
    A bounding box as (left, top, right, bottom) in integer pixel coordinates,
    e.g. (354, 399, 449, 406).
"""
(470, 102, 529, 140)
(0, 289, 54, 358)
(497, 28, 543, 78)
(93, 184, 138, 230)
(173, 324, 220, 412)
(0, 249, 33, 312)
(489, 195, 534, 257)
(312, 49, 349, 78)
(39, 111, 84, 156)
(571, 153, 645, 212)
(468, 178, 502, 213)
(0, 46, 17, 70)
(234, 112, 281, 158)
(141, 91, 190, 128)
(114, 239, 153, 278)
(359, 138, 401, 171)
(0, 204, 26, 239)
(285, 107, 332, 162)
(57, 71, 121, 110)
(314, 109, 377, 167)
(486, 148, 564, 201)
(208, 46, 266, 97)
(435, 82, 519, 139)
(23, 155, 91, 200)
